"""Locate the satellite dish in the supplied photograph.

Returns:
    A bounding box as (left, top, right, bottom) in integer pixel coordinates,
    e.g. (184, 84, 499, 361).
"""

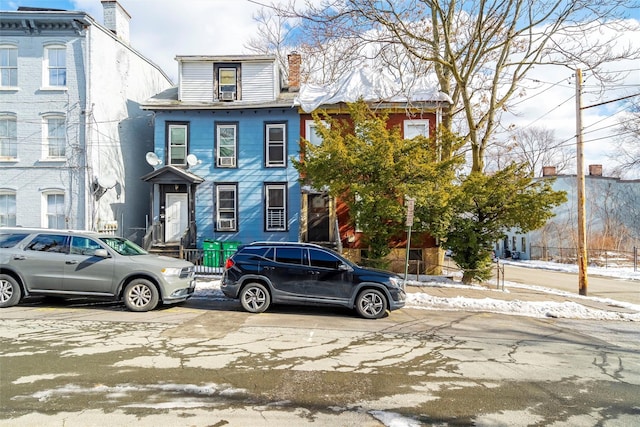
(186, 154, 200, 166)
(145, 152, 161, 166)
(97, 174, 117, 189)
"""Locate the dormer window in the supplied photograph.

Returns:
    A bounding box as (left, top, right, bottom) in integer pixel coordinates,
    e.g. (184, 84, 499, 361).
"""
(215, 64, 240, 101)
(219, 68, 236, 101)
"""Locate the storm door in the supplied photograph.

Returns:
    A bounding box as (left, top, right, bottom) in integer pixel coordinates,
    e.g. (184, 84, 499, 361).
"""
(165, 193, 188, 242)
(307, 193, 330, 242)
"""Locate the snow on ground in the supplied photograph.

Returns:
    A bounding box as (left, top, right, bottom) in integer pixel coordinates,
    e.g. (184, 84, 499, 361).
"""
(195, 260, 640, 321)
(500, 259, 640, 281)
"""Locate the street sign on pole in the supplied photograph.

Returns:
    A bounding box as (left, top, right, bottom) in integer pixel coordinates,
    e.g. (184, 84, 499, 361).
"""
(404, 197, 416, 286)
(405, 197, 415, 226)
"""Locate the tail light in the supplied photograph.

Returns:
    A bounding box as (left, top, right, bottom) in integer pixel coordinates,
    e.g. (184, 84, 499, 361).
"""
(224, 258, 234, 270)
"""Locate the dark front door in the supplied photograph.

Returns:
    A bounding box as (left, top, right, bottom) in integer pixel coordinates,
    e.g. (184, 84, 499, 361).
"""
(308, 194, 329, 242)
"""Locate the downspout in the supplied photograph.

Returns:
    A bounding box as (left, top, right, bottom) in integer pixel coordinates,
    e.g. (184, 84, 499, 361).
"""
(84, 23, 94, 230)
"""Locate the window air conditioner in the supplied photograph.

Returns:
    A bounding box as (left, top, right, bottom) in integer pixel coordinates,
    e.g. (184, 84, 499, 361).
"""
(220, 91, 235, 101)
(218, 219, 235, 229)
(219, 157, 235, 167)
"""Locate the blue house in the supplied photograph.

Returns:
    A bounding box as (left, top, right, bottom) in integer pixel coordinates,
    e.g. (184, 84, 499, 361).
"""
(141, 54, 301, 258)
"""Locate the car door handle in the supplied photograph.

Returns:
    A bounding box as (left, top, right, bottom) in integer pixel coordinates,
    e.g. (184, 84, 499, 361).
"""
(12, 255, 26, 260)
(263, 266, 275, 271)
(66, 260, 78, 265)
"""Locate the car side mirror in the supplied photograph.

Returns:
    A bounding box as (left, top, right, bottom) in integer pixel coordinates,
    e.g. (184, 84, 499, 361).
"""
(94, 249, 109, 258)
(338, 263, 350, 271)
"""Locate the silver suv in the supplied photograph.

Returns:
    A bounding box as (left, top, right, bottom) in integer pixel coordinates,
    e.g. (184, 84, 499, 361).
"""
(0, 227, 195, 312)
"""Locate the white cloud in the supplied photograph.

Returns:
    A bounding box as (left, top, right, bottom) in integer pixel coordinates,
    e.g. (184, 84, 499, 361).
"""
(70, 0, 268, 81)
(66, 1, 638, 176)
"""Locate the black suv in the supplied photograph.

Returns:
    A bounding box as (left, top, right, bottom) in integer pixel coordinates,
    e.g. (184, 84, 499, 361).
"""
(221, 242, 406, 319)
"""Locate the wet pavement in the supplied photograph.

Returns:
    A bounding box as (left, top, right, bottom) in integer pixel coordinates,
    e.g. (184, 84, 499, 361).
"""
(0, 270, 639, 426)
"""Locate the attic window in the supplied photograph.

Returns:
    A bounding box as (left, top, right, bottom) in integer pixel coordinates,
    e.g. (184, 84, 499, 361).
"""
(218, 68, 237, 101)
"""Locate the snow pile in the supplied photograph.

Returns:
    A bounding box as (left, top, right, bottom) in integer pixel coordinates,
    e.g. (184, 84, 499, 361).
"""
(295, 67, 452, 112)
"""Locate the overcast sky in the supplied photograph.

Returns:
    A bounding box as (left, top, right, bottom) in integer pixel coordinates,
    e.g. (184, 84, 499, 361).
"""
(5, 0, 640, 177)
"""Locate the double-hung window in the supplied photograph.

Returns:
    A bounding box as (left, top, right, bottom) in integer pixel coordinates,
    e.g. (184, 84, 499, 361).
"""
(167, 123, 188, 166)
(218, 67, 237, 100)
(44, 45, 66, 87)
(0, 116, 17, 159)
(0, 191, 16, 227)
(0, 46, 18, 87)
(265, 183, 287, 231)
(305, 120, 327, 146)
(265, 123, 286, 167)
(44, 115, 65, 159)
(216, 123, 237, 167)
(404, 119, 430, 139)
(43, 191, 65, 229)
(216, 184, 237, 231)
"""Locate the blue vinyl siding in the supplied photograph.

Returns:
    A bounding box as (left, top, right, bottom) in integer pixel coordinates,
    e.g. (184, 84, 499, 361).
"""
(153, 108, 300, 246)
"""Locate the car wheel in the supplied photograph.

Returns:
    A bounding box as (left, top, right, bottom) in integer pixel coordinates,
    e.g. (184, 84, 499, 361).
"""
(123, 279, 159, 312)
(240, 283, 270, 313)
(0, 274, 22, 308)
(355, 289, 388, 319)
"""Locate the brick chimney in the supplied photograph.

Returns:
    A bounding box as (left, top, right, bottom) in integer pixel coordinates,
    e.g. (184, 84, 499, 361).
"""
(101, 1, 131, 44)
(542, 166, 557, 176)
(287, 52, 301, 92)
(588, 164, 603, 176)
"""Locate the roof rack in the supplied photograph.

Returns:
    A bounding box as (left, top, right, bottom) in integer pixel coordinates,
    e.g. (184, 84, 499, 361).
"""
(248, 241, 323, 248)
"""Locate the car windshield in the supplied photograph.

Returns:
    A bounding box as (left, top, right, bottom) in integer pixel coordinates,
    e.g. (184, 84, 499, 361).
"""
(99, 236, 148, 256)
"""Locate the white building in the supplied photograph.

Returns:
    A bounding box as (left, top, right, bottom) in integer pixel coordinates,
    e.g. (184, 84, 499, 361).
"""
(0, 1, 172, 239)
(497, 165, 640, 261)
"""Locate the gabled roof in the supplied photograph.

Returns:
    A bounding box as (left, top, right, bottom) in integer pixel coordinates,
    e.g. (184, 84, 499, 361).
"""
(141, 165, 204, 184)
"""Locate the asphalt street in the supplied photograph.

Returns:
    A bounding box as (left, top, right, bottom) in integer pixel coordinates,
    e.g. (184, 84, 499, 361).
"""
(500, 262, 640, 304)
(0, 267, 638, 426)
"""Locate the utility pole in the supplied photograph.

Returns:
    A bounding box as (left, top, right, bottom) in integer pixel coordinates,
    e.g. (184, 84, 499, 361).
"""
(575, 68, 588, 296)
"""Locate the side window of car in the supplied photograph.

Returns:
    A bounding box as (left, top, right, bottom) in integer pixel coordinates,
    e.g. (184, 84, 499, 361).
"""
(239, 247, 270, 261)
(25, 234, 68, 253)
(309, 249, 342, 269)
(0, 233, 29, 248)
(274, 247, 304, 265)
(70, 236, 103, 256)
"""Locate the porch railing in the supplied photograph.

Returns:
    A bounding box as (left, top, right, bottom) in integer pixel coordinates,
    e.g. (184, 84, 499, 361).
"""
(142, 221, 163, 251)
(179, 221, 197, 258)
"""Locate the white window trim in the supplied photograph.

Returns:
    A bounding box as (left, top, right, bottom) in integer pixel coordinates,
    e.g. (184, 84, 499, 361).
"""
(403, 119, 430, 139)
(0, 114, 17, 160)
(354, 193, 363, 233)
(216, 123, 237, 168)
(0, 190, 17, 227)
(265, 183, 287, 231)
(41, 190, 65, 229)
(42, 44, 67, 90)
(265, 123, 286, 167)
(218, 67, 237, 100)
(0, 45, 19, 89)
(41, 114, 66, 161)
(168, 123, 188, 166)
(305, 120, 328, 146)
(216, 184, 237, 232)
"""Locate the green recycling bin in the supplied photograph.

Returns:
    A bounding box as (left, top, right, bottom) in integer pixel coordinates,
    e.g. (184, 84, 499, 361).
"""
(202, 240, 222, 267)
(221, 241, 241, 263)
